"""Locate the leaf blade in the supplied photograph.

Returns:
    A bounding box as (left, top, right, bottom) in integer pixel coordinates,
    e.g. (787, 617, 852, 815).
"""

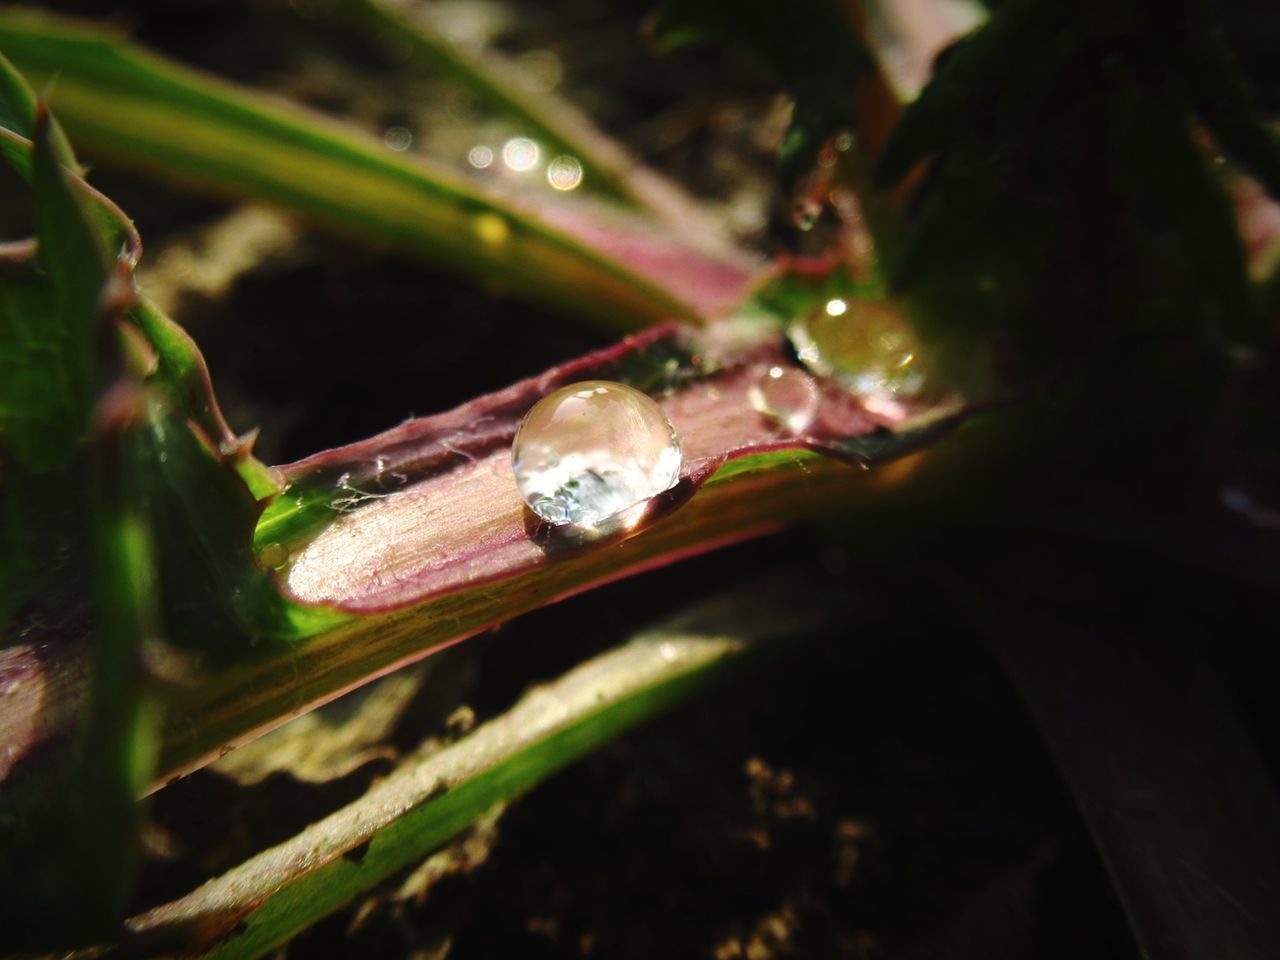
(0, 10, 755, 329)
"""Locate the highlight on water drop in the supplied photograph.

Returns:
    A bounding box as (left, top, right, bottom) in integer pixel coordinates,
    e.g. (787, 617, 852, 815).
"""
(511, 380, 682, 532)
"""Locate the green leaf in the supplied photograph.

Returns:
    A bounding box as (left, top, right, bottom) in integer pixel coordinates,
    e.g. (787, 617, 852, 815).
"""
(871, 0, 1267, 400)
(0, 109, 113, 629)
(129, 398, 343, 666)
(0, 140, 152, 946)
(0, 9, 722, 330)
(125, 298, 282, 499)
(0, 110, 108, 472)
(0, 49, 76, 165)
(0, 49, 39, 136)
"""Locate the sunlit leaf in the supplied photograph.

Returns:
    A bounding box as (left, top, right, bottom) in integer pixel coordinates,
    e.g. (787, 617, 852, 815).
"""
(0, 9, 757, 330)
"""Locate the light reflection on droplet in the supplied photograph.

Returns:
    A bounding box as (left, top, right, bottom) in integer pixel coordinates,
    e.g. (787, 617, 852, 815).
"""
(503, 137, 540, 172)
(383, 127, 413, 152)
(468, 144, 494, 169)
(546, 155, 584, 191)
(511, 380, 681, 531)
(825, 298, 848, 317)
(748, 365, 820, 434)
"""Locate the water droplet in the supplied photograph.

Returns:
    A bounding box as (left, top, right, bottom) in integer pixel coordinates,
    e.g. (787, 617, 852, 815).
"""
(258, 542, 289, 569)
(468, 144, 494, 169)
(512, 381, 681, 531)
(792, 196, 822, 231)
(502, 136, 540, 172)
(383, 126, 413, 152)
(789, 299, 925, 400)
(472, 213, 510, 248)
(748, 365, 820, 434)
(546, 155, 584, 191)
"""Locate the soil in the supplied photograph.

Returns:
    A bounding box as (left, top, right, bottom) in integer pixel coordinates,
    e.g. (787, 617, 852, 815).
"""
(18, 1, 1155, 956)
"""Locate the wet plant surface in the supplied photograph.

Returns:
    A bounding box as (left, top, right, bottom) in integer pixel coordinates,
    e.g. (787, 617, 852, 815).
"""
(4, 0, 1279, 956)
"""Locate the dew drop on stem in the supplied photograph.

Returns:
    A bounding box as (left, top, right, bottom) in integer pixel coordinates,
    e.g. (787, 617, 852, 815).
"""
(511, 381, 681, 532)
(748, 365, 820, 434)
(789, 298, 926, 403)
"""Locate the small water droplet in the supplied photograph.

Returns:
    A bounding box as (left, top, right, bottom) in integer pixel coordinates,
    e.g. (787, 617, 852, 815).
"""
(472, 213, 510, 248)
(258, 542, 289, 568)
(789, 299, 925, 401)
(791, 197, 822, 231)
(383, 126, 413, 152)
(502, 136, 540, 172)
(749, 365, 820, 434)
(546, 155, 584, 191)
(512, 380, 681, 531)
(468, 144, 494, 169)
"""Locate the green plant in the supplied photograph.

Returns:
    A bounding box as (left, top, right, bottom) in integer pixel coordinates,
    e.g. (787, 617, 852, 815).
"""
(1, 0, 1279, 956)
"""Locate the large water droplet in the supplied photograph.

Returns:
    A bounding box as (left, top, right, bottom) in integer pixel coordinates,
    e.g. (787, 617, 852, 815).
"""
(789, 299, 925, 400)
(749, 365, 820, 434)
(257, 541, 289, 569)
(512, 381, 681, 530)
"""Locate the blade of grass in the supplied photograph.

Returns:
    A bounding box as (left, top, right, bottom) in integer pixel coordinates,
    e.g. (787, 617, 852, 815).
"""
(122, 578, 846, 958)
(1, 311, 962, 788)
(0, 9, 755, 330)
(331, 0, 733, 251)
(154, 449, 889, 789)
